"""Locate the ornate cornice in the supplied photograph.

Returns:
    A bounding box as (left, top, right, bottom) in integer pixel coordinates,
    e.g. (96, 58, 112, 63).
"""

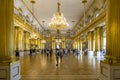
(14, 14, 42, 38)
(73, 11, 106, 40)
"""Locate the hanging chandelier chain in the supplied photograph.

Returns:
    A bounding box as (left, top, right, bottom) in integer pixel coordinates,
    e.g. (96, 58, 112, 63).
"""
(57, 0, 61, 14)
(82, 0, 87, 27)
(30, 0, 36, 15)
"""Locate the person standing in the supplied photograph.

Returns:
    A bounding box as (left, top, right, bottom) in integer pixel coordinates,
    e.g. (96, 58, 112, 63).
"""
(30, 48, 33, 55)
(15, 48, 19, 57)
(60, 48, 63, 61)
(50, 49, 53, 57)
(56, 48, 59, 66)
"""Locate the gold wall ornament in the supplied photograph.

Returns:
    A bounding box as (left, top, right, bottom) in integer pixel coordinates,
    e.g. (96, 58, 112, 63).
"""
(30, 0, 36, 3)
(49, 0, 69, 30)
(82, 0, 87, 3)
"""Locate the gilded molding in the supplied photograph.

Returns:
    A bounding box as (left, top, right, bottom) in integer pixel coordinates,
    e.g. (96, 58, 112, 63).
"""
(14, 14, 42, 38)
(73, 11, 106, 40)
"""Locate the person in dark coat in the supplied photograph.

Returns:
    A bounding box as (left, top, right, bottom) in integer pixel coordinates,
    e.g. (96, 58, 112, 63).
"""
(30, 48, 33, 55)
(50, 49, 53, 57)
(15, 48, 19, 57)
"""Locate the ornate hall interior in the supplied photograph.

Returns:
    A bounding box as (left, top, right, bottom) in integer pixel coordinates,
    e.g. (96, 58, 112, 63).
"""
(0, 0, 120, 80)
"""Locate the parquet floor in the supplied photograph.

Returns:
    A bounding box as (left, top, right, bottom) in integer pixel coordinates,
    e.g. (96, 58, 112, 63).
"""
(19, 52, 101, 80)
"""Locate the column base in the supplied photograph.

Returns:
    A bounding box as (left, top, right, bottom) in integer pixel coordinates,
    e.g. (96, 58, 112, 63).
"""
(79, 50, 82, 54)
(53, 49, 56, 53)
(0, 60, 20, 80)
(0, 56, 13, 62)
(20, 51, 24, 57)
(94, 51, 100, 58)
(88, 51, 94, 58)
(100, 61, 120, 80)
(24, 50, 30, 55)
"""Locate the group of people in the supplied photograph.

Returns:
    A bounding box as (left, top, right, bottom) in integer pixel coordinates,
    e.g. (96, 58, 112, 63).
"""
(41, 48, 53, 57)
(30, 48, 36, 55)
(15, 47, 106, 67)
(73, 49, 80, 56)
(15, 48, 37, 57)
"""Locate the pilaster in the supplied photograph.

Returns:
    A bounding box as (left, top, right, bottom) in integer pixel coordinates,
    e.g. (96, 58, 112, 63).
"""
(24, 31, 30, 51)
(77, 39, 80, 50)
(95, 27, 100, 52)
(94, 27, 100, 57)
(87, 31, 94, 57)
(100, 0, 120, 80)
(39, 39, 42, 49)
(87, 31, 93, 51)
(18, 27, 24, 51)
(100, 27, 104, 50)
(79, 39, 83, 52)
(0, 0, 14, 61)
(62, 40, 65, 49)
(0, 0, 20, 80)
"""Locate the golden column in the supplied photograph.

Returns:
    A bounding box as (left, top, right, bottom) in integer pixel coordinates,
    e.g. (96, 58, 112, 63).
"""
(24, 31, 30, 51)
(100, 1, 120, 80)
(77, 40, 78, 49)
(29, 39, 32, 48)
(14, 27, 18, 51)
(100, 27, 104, 50)
(53, 40, 56, 49)
(33, 39, 36, 49)
(39, 39, 42, 49)
(95, 27, 100, 52)
(77, 39, 80, 50)
(63, 37, 66, 49)
(92, 31, 95, 51)
(34, 39, 37, 46)
(73, 41, 75, 49)
(87, 31, 93, 51)
(75, 41, 77, 49)
(79, 39, 83, 51)
(62, 41, 64, 49)
(0, 0, 14, 61)
(62, 40, 65, 49)
(52, 40, 53, 49)
(42, 43, 45, 49)
(37, 38, 40, 50)
(72, 42, 74, 49)
(18, 27, 24, 51)
(52, 40, 55, 49)
(76, 39, 78, 50)
(41, 42, 43, 49)
(30, 39, 35, 49)
(0, 1, 20, 79)
(41, 40, 45, 49)
(74, 41, 76, 49)
(105, 0, 120, 63)
(35, 39, 37, 48)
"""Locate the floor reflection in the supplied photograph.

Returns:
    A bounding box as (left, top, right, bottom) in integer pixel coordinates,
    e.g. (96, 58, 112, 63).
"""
(20, 52, 102, 80)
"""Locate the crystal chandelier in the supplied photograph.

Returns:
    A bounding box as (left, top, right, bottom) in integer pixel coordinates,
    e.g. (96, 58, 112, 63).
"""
(49, 0, 69, 30)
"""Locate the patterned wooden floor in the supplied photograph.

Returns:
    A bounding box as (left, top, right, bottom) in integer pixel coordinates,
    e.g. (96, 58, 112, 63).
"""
(19, 52, 101, 80)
